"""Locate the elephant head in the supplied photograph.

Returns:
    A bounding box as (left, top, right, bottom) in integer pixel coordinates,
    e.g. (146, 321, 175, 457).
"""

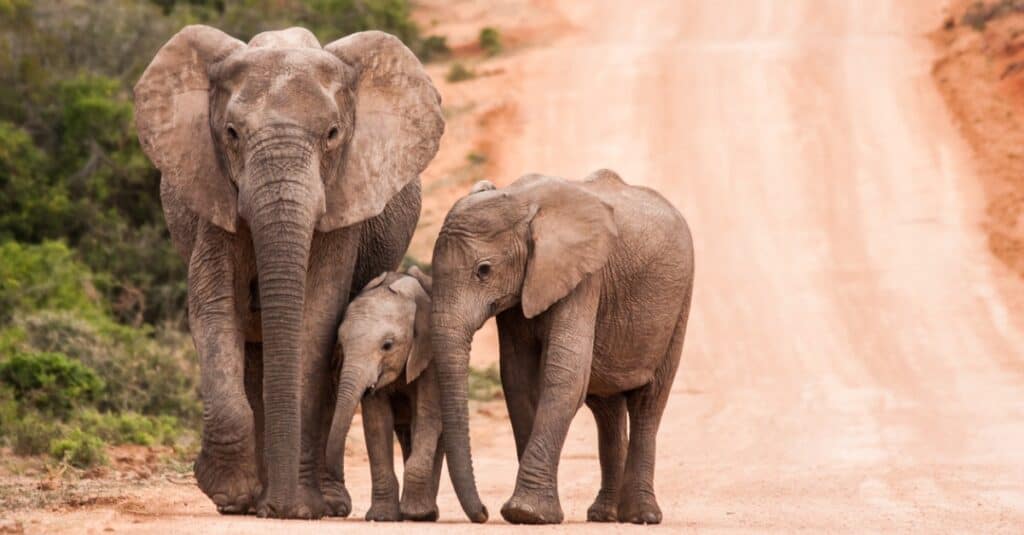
(326, 269, 433, 472)
(430, 174, 618, 522)
(134, 26, 443, 513)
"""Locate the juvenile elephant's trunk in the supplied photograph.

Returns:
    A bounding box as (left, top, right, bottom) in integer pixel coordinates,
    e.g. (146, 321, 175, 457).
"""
(325, 362, 376, 486)
(242, 145, 324, 513)
(433, 309, 488, 523)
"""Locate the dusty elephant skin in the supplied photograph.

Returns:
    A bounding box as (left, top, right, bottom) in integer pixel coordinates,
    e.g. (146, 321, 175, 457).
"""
(326, 267, 444, 522)
(432, 170, 694, 525)
(132, 26, 443, 519)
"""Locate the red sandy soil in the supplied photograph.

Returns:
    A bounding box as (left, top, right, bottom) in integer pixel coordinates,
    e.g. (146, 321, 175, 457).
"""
(5, 0, 1024, 533)
(933, 0, 1024, 289)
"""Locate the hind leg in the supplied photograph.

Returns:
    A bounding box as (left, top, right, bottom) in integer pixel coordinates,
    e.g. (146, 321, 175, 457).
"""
(585, 394, 627, 522)
(618, 315, 687, 525)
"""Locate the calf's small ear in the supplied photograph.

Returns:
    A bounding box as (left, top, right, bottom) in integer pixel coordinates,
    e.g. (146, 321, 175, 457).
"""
(389, 276, 432, 383)
(405, 265, 432, 293)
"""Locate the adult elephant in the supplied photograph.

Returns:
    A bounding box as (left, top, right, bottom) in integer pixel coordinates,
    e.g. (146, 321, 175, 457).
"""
(134, 26, 443, 519)
(431, 171, 694, 524)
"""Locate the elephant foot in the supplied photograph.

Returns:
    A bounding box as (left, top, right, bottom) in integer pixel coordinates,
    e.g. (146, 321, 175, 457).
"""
(194, 448, 261, 515)
(400, 496, 439, 522)
(256, 484, 327, 520)
(618, 492, 662, 524)
(322, 478, 351, 517)
(365, 499, 401, 522)
(500, 491, 564, 525)
(586, 490, 619, 522)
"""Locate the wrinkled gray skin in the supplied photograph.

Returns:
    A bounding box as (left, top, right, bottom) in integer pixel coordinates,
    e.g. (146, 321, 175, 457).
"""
(432, 171, 694, 525)
(133, 26, 443, 519)
(326, 267, 443, 522)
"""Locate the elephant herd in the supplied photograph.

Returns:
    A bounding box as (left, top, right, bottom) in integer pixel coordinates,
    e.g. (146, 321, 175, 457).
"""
(135, 25, 694, 525)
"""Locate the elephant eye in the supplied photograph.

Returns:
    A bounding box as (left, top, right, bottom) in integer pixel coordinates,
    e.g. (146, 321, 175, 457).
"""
(226, 125, 239, 141)
(326, 126, 339, 141)
(475, 262, 492, 281)
(381, 339, 394, 352)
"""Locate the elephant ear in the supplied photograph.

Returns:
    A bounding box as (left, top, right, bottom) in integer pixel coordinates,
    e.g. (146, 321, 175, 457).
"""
(405, 265, 432, 293)
(520, 177, 618, 319)
(321, 31, 444, 231)
(134, 25, 244, 232)
(389, 275, 432, 383)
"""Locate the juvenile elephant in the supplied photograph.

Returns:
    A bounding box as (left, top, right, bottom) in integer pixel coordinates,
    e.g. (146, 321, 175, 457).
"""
(326, 267, 442, 522)
(431, 171, 694, 524)
(133, 26, 443, 518)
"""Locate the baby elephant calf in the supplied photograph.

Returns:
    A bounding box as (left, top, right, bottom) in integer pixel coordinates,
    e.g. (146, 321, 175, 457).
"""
(325, 267, 442, 521)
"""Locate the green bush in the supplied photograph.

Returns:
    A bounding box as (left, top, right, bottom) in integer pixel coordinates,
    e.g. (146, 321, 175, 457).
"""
(479, 26, 502, 56)
(417, 34, 450, 62)
(469, 365, 502, 401)
(0, 241, 106, 323)
(962, 0, 1024, 30)
(466, 151, 487, 165)
(78, 410, 181, 447)
(9, 412, 61, 455)
(0, 352, 105, 417)
(10, 311, 200, 423)
(50, 428, 107, 468)
(446, 62, 476, 83)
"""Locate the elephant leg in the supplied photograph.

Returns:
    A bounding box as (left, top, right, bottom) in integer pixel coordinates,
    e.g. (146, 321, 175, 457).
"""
(401, 368, 442, 521)
(501, 282, 599, 525)
(497, 309, 541, 460)
(302, 231, 358, 518)
(585, 394, 627, 522)
(321, 346, 351, 517)
(244, 343, 267, 490)
(362, 394, 401, 522)
(618, 315, 687, 525)
(189, 232, 260, 515)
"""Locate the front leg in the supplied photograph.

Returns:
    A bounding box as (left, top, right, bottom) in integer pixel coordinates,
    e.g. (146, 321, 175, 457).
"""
(362, 393, 401, 521)
(400, 366, 443, 521)
(189, 229, 260, 514)
(500, 278, 599, 525)
(302, 230, 359, 517)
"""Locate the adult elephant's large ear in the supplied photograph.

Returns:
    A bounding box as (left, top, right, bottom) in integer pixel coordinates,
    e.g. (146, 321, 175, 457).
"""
(519, 176, 619, 318)
(321, 31, 444, 231)
(134, 25, 244, 232)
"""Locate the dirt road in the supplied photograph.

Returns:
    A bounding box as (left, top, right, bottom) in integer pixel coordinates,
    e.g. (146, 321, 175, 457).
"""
(12, 1, 1024, 532)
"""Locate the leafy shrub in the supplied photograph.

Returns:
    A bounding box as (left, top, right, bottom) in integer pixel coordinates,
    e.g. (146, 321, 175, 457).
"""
(466, 152, 487, 165)
(0, 352, 105, 417)
(10, 312, 200, 423)
(77, 410, 181, 447)
(0, 385, 17, 437)
(446, 63, 476, 83)
(0, 241, 105, 323)
(479, 27, 502, 56)
(962, 0, 1024, 30)
(469, 365, 502, 401)
(9, 412, 61, 455)
(417, 34, 450, 62)
(50, 429, 107, 468)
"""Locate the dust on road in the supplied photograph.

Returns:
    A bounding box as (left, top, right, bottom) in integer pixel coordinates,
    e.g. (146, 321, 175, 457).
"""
(10, 1, 1024, 533)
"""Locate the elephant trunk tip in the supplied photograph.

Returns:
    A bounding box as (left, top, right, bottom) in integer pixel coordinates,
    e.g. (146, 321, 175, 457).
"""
(468, 504, 489, 523)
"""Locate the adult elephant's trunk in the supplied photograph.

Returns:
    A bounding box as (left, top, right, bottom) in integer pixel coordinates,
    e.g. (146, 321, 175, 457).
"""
(433, 309, 488, 523)
(242, 147, 323, 512)
(325, 362, 376, 485)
